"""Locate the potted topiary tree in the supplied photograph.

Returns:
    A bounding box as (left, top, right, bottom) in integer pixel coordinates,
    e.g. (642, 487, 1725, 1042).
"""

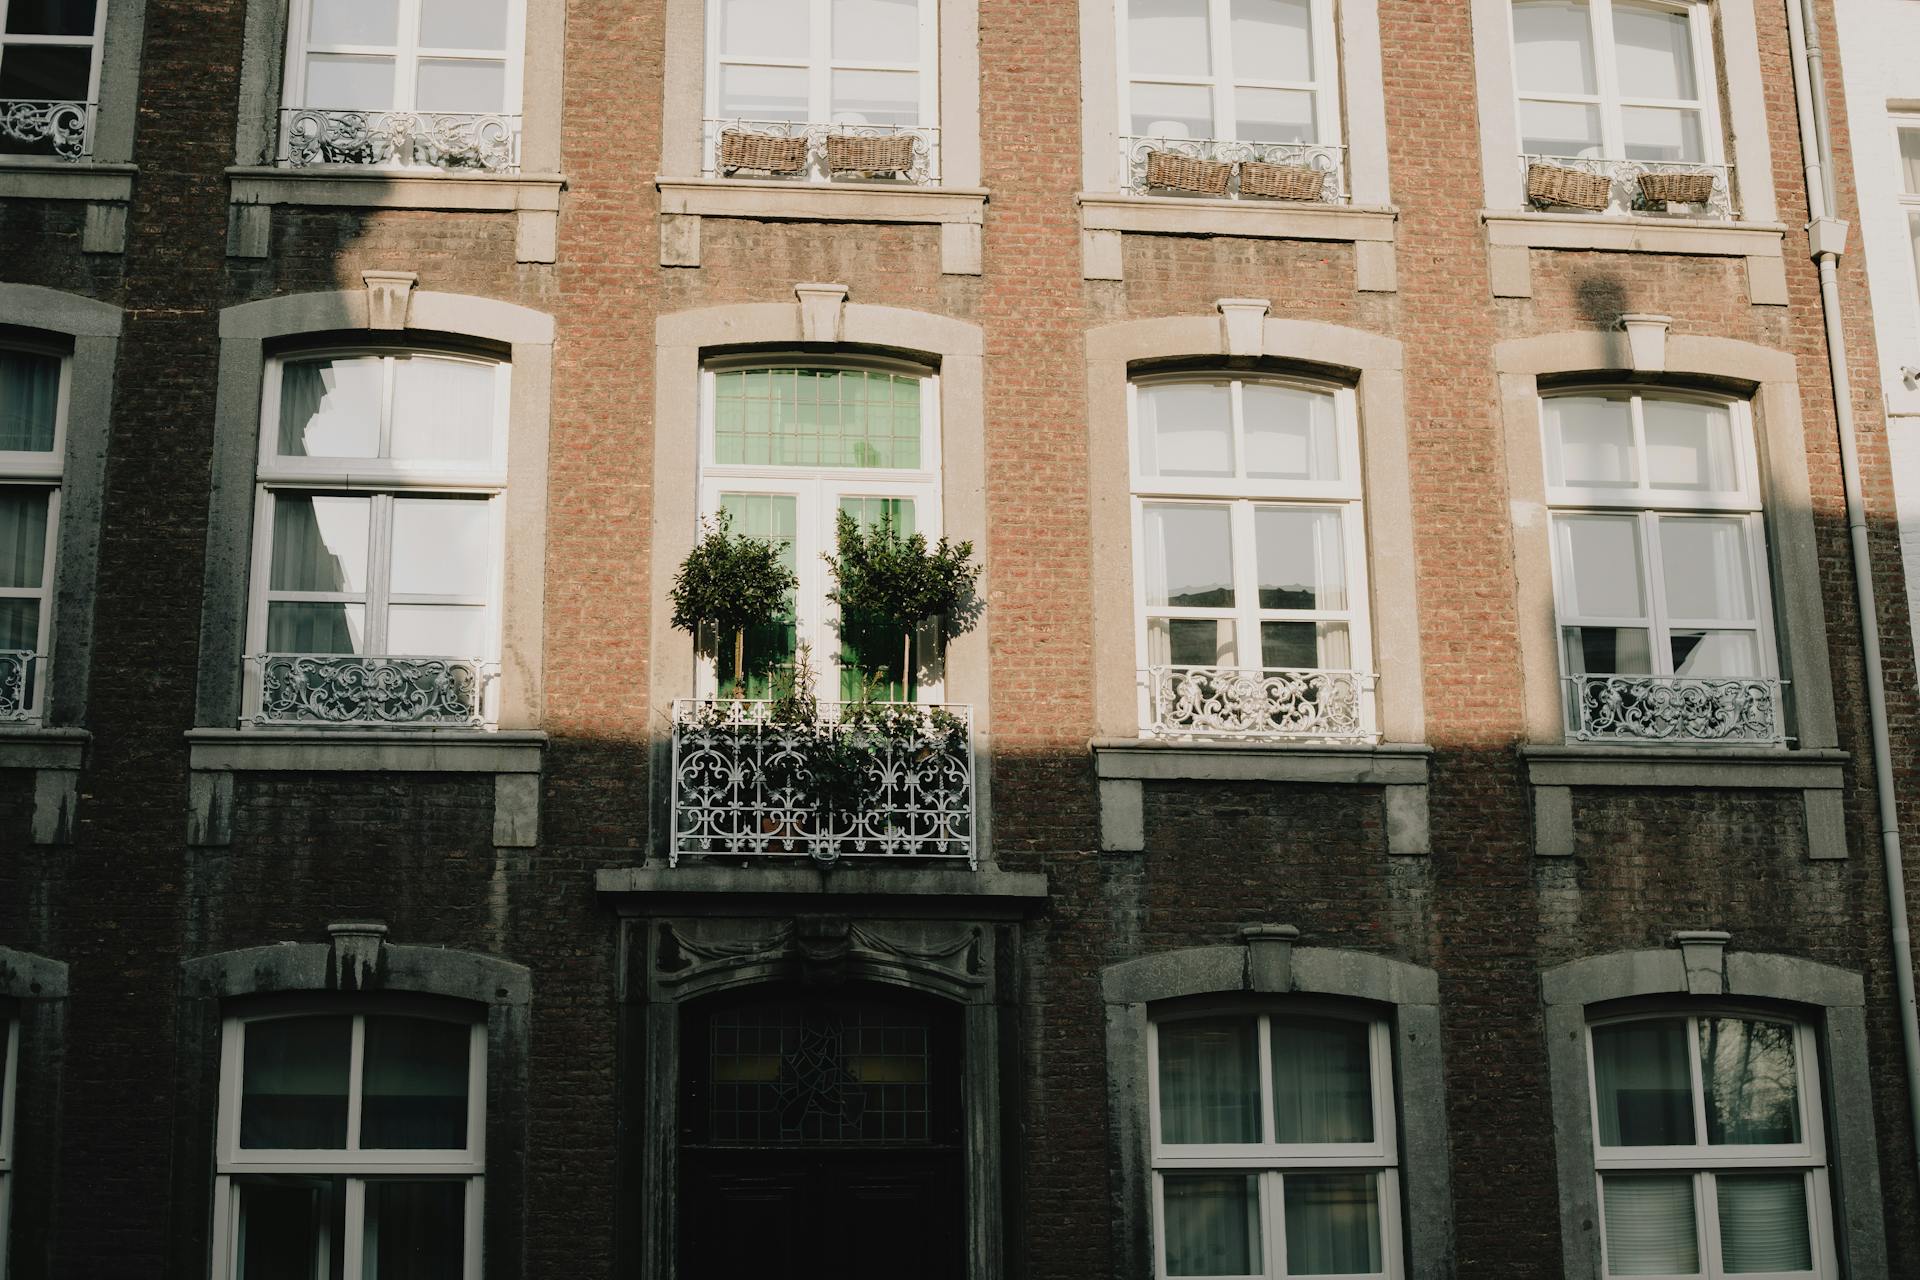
(668, 510, 799, 699)
(823, 510, 981, 703)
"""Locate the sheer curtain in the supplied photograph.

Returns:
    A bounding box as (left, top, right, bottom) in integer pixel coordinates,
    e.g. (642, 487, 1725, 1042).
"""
(1601, 1176, 1699, 1275)
(390, 357, 494, 463)
(0, 352, 59, 452)
(1270, 1016, 1371, 1143)
(1162, 1173, 1259, 1278)
(1283, 1172, 1381, 1275)
(1158, 1017, 1260, 1144)
(0, 488, 49, 651)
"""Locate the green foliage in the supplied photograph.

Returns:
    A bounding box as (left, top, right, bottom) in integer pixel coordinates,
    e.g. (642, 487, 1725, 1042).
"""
(823, 510, 981, 699)
(669, 511, 798, 694)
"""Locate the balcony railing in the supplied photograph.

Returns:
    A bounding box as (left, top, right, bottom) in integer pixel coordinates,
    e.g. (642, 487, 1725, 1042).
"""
(1143, 665, 1374, 741)
(0, 100, 93, 161)
(0, 651, 42, 722)
(1520, 154, 1735, 220)
(249, 654, 498, 728)
(671, 697, 975, 867)
(278, 109, 522, 173)
(703, 118, 941, 185)
(1566, 674, 1786, 745)
(1122, 135, 1347, 202)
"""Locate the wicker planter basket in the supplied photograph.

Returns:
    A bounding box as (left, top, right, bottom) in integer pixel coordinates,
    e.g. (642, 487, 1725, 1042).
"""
(1526, 162, 1612, 211)
(719, 130, 809, 174)
(1144, 149, 1232, 196)
(1637, 170, 1716, 206)
(1239, 159, 1326, 201)
(825, 132, 917, 175)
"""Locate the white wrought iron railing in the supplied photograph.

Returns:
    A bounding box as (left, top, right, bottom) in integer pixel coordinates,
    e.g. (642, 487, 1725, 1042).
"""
(0, 651, 43, 722)
(1142, 665, 1375, 741)
(1520, 154, 1736, 220)
(0, 100, 94, 161)
(1565, 673, 1786, 745)
(1122, 134, 1347, 202)
(248, 654, 499, 728)
(703, 118, 942, 185)
(278, 109, 522, 173)
(671, 697, 975, 867)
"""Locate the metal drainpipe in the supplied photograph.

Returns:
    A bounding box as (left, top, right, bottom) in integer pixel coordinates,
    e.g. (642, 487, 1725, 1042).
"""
(1785, 0, 1920, 1183)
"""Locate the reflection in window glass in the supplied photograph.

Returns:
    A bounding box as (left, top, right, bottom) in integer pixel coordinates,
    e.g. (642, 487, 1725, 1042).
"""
(1593, 1020, 1693, 1147)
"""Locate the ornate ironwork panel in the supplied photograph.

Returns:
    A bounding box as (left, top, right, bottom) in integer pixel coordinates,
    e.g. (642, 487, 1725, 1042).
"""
(1519, 153, 1736, 219)
(1121, 134, 1347, 202)
(0, 651, 39, 722)
(670, 698, 975, 866)
(251, 654, 496, 727)
(0, 100, 92, 160)
(1143, 665, 1372, 741)
(707, 1002, 934, 1145)
(1568, 674, 1786, 744)
(280, 109, 521, 173)
(703, 118, 942, 185)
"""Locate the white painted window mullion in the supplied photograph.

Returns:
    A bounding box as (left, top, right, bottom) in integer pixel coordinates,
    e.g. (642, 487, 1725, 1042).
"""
(1208, 0, 1234, 141)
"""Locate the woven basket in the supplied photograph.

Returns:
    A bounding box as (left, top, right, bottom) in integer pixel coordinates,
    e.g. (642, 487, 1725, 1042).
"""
(1144, 149, 1232, 196)
(1526, 162, 1612, 211)
(1239, 159, 1325, 201)
(1637, 171, 1716, 206)
(719, 130, 808, 174)
(825, 132, 917, 175)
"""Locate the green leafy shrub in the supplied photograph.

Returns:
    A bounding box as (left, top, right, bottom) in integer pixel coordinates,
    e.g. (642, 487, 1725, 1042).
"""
(668, 510, 799, 698)
(823, 510, 982, 701)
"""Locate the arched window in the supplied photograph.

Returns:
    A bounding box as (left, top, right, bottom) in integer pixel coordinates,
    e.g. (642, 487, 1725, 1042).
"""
(0, 340, 65, 723)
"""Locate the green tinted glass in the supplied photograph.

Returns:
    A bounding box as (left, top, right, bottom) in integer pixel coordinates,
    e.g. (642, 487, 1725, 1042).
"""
(713, 368, 921, 469)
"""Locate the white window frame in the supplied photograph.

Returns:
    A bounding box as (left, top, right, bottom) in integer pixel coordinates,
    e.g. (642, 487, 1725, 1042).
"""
(209, 1003, 487, 1280)
(0, 1013, 16, 1280)
(1585, 1009, 1840, 1280)
(1146, 1004, 1404, 1280)
(1894, 115, 1920, 336)
(1542, 389, 1779, 688)
(279, 0, 527, 116)
(1127, 373, 1374, 727)
(0, 0, 107, 108)
(695, 354, 943, 702)
(243, 347, 511, 723)
(1, 340, 71, 725)
(1114, 0, 1342, 149)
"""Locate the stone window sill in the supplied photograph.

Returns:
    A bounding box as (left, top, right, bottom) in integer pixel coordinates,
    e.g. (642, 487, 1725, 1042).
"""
(595, 864, 1049, 907)
(1092, 739, 1432, 855)
(224, 166, 566, 263)
(0, 726, 88, 845)
(0, 160, 136, 252)
(1078, 193, 1399, 288)
(656, 176, 989, 275)
(185, 726, 547, 848)
(1520, 743, 1848, 860)
(1482, 210, 1790, 303)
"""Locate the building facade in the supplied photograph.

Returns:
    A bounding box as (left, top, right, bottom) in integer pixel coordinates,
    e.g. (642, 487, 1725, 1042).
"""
(1, 0, 1918, 1276)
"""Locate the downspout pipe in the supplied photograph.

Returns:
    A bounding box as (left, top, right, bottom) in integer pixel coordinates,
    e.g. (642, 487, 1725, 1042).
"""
(1785, 0, 1920, 1184)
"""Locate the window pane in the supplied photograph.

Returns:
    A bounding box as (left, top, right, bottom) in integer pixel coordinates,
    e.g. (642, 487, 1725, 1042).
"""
(1260, 619, 1348, 669)
(233, 1176, 347, 1280)
(4, 0, 97, 37)
(1622, 106, 1704, 163)
(390, 356, 496, 462)
(1613, 2, 1696, 99)
(390, 499, 491, 597)
(1716, 1174, 1811, 1273)
(1546, 395, 1635, 488)
(715, 368, 920, 469)
(1138, 382, 1233, 478)
(1234, 87, 1315, 143)
(1643, 399, 1737, 492)
(0, 45, 91, 100)
(717, 63, 808, 120)
(1157, 1017, 1260, 1144)
(1560, 515, 1647, 619)
(1699, 1018, 1801, 1145)
(387, 604, 488, 657)
(1143, 504, 1235, 608)
(1131, 81, 1214, 140)
(363, 1180, 466, 1280)
(1283, 1173, 1382, 1276)
(271, 495, 370, 593)
(362, 1017, 470, 1149)
(1151, 616, 1238, 667)
(420, 0, 508, 49)
(1244, 384, 1339, 481)
(304, 53, 397, 109)
(240, 1016, 351, 1149)
(1512, 0, 1597, 94)
(278, 357, 382, 458)
(0, 598, 40, 652)
(837, 494, 915, 536)
(834, 0, 919, 63)
(0, 350, 60, 452)
(267, 602, 367, 654)
(829, 68, 918, 127)
(309, 0, 398, 45)
(1162, 1174, 1259, 1277)
(1129, 0, 1210, 76)
(720, 0, 808, 57)
(1669, 630, 1761, 677)
(415, 59, 506, 112)
(717, 493, 798, 695)
(1602, 1176, 1700, 1276)
(1593, 1020, 1694, 1146)
(1658, 518, 1753, 622)
(1232, 0, 1313, 81)
(1520, 98, 1603, 157)
(0, 487, 49, 591)
(1255, 506, 1346, 611)
(1901, 127, 1920, 196)
(1271, 1016, 1372, 1143)
(1566, 625, 1653, 674)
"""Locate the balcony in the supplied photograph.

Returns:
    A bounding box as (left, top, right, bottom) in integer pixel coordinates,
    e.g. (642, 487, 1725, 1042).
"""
(277, 109, 522, 173)
(1142, 665, 1375, 742)
(1565, 673, 1786, 746)
(0, 100, 93, 161)
(249, 654, 498, 729)
(704, 118, 941, 186)
(670, 697, 975, 867)
(1121, 135, 1347, 203)
(0, 651, 42, 723)
(1520, 154, 1735, 220)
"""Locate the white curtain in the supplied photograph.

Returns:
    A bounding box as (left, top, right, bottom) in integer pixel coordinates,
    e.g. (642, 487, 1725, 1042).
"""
(1270, 1016, 1372, 1143)
(1162, 1173, 1259, 1278)
(0, 488, 49, 651)
(1601, 1176, 1698, 1276)
(1283, 1173, 1381, 1275)
(1715, 1174, 1811, 1272)
(0, 351, 58, 453)
(390, 357, 495, 463)
(1158, 1018, 1260, 1144)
